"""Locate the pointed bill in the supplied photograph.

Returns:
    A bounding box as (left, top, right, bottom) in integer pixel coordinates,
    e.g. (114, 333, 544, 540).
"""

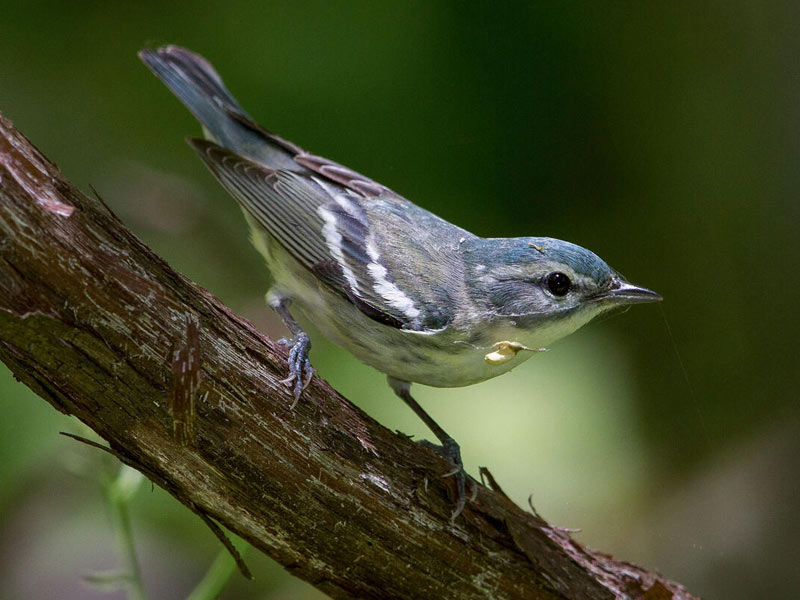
(589, 278, 662, 305)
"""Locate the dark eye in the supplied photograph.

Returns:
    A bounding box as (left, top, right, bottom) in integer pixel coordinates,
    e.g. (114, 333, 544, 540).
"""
(546, 272, 571, 296)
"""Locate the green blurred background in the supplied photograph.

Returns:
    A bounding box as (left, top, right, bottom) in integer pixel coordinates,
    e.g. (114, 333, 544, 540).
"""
(1, 2, 798, 599)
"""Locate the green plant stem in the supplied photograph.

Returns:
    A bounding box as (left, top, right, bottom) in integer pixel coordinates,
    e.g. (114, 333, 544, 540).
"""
(107, 465, 148, 600)
(186, 536, 249, 600)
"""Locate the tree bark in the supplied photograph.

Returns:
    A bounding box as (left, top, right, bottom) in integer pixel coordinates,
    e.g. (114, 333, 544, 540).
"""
(0, 111, 697, 600)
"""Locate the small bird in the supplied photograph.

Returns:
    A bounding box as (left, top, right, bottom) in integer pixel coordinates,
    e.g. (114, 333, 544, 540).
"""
(140, 46, 661, 518)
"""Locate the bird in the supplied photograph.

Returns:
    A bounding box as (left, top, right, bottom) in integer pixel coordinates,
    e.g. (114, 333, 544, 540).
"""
(139, 45, 662, 519)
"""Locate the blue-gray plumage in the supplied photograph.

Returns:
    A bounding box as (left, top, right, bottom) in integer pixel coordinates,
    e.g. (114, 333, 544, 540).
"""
(139, 46, 661, 519)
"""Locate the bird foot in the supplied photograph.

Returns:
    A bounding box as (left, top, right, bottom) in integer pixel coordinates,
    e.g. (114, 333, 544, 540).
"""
(278, 333, 314, 407)
(417, 438, 474, 521)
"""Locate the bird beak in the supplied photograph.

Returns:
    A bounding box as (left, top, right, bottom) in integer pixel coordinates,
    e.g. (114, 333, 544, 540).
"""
(590, 278, 663, 304)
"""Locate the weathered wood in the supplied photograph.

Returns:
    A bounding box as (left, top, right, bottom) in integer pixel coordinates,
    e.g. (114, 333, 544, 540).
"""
(0, 111, 697, 600)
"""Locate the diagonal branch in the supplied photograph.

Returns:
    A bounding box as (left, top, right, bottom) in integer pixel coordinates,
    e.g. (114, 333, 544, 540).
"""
(0, 111, 696, 600)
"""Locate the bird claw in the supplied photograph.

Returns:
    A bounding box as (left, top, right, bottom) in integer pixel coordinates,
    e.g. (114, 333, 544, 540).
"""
(278, 333, 313, 407)
(448, 471, 468, 522)
(418, 438, 471, 521)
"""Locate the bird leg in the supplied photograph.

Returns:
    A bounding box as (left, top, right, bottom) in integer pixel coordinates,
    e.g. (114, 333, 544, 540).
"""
(269, 294, 314, 406)
(388, 377, 469, 520)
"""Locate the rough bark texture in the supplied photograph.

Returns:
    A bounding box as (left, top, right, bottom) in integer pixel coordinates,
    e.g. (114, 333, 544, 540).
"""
(0, 112, 697, 600)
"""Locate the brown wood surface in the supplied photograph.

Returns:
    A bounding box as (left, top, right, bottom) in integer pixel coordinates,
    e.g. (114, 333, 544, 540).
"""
(0, 111, 697, 600)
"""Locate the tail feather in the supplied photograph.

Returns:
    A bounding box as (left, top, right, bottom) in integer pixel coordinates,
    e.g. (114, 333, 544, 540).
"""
(139, 45, 301, 171)
(139, 46, 245, 117)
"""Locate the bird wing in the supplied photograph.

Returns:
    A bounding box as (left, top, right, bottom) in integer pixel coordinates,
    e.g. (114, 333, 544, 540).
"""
(188, 138, 462, 332)
(144, 46, 468, 331)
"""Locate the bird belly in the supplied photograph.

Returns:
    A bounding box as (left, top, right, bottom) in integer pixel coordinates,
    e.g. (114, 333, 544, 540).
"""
(298, 298, 536, 388)
(288, 286, 537, 388)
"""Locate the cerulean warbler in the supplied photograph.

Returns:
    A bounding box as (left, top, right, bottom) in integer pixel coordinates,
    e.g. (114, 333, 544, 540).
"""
(140, 46, 661, 517)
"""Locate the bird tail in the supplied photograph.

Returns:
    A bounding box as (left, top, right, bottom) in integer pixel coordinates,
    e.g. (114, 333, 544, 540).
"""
(139, 45, 301, 170)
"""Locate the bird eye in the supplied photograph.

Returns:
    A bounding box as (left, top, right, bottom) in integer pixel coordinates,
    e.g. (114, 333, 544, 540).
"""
(546, 272, 571, 296)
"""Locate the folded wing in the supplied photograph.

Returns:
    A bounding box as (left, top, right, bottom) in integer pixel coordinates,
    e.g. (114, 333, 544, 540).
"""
(188, 139, 459, 332)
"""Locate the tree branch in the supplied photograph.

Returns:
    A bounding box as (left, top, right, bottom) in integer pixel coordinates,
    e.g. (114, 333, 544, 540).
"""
(0, 111, 696, 600)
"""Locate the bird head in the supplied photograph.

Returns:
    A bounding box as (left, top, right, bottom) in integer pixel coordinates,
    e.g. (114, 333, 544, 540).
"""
(465, 237, 661, 345)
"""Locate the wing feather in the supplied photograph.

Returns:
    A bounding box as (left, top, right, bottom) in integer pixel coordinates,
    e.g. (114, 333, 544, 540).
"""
(188, 138, 456, 332)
